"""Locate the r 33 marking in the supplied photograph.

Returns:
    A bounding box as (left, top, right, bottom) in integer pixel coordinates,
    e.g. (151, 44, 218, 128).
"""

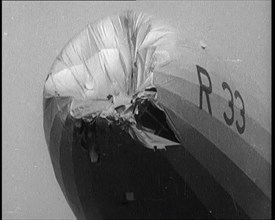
(196, 65, 245, 134)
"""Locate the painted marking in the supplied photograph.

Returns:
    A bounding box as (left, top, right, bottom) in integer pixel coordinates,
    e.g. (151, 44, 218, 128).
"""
(197, 65, 246, 134)
(222, 82, 234, 126)
(196, 65, 212, 115)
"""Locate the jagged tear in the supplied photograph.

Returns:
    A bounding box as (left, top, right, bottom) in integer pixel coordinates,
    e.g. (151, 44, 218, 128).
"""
(130, 97, 180, 149)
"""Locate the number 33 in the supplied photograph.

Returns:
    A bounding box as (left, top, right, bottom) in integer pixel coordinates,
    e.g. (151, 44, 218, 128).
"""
(222, 82, 245, 134)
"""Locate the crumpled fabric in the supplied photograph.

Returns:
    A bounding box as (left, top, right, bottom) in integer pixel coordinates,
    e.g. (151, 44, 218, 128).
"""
(44, 11, 179, 149)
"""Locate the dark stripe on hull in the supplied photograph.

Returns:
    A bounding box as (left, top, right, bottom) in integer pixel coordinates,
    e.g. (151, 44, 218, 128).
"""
(61, 117, 104, 220)
(161, 146, 249, 219)
(162, 105, 271, 219)
(49, 115, 94, 220)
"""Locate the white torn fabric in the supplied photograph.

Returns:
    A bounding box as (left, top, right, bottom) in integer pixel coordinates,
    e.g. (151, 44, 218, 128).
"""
(44, 11, 179, 149)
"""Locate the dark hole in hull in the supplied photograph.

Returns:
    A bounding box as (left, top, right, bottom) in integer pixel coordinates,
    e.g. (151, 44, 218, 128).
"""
(134, 99, 179, 143)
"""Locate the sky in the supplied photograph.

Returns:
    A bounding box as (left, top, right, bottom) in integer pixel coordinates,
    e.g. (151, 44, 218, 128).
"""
(2, 1, 271, 219)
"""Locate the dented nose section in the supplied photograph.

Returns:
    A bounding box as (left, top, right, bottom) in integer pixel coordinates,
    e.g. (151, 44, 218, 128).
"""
(43, 11, 178, 149)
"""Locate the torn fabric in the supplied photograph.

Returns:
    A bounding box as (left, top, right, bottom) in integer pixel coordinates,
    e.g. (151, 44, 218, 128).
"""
(44, 11, 179, 149)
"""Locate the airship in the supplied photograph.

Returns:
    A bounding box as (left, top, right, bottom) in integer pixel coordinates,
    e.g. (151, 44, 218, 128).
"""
(43, 11, 271, 219)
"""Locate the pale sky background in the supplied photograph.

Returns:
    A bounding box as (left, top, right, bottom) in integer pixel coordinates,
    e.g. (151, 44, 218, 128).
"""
(2, 1, 271, 219)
